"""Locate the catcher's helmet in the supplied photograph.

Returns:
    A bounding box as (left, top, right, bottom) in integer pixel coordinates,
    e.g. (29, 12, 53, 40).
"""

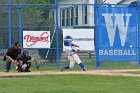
(23, 50, 29, 55)
(14, 42, 20, 46)
(64, 35, 73, 46)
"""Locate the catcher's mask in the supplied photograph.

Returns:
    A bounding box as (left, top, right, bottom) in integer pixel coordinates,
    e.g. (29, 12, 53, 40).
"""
(23, 50, 29, 56)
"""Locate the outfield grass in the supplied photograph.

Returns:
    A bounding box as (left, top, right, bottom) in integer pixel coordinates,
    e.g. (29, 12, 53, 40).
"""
(0, 75, 140, 93)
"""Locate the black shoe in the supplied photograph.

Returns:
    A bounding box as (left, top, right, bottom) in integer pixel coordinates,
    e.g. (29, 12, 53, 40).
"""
(5, 70, 9, 72)
(83, 68, 87, 71)
(17, 69, 23, 72)
(24, 70, 31, 72)
(61, 67, 65, 72)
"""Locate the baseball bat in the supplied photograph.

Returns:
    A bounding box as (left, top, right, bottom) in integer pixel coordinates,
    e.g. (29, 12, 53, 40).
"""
(78, 48, 94, 56)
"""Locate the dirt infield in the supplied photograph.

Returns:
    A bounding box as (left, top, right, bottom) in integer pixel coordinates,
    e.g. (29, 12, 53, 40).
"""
(1, 69, 140, 77)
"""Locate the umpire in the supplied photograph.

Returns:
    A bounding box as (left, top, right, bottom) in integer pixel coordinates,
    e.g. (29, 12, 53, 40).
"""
(4, 42, 21, 72)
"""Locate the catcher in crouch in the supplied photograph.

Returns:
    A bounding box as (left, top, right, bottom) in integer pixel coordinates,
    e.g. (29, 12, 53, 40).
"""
(61, 35, 87, 71)
(15, 50, 38, 72)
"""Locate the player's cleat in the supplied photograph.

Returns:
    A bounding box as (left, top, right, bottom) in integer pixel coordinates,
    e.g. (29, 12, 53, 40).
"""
(17, 70, 23, 72)
(24, 70, 31, 72)
(83, 68, 87, 71)
(4, 70, 9, 72)
(61, 67, 65, 72)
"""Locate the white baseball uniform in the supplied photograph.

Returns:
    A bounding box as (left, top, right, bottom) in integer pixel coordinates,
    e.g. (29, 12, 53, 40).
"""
(64, 46, 81, 68)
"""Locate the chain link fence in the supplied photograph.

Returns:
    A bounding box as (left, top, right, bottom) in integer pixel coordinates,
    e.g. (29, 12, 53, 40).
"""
(0, 0, 95, 72)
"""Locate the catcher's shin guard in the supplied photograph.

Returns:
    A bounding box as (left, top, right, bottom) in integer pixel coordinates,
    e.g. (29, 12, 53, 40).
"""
(24, 62, 31, 72)
(16, 63, 23, 72)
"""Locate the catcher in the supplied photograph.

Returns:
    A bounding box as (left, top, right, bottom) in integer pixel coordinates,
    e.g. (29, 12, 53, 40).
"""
(15, 50, 39, 72)
(61, 35, 87, 71)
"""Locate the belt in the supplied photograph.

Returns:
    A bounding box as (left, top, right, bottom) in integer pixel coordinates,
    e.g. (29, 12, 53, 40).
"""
(69, 53, 75, 56)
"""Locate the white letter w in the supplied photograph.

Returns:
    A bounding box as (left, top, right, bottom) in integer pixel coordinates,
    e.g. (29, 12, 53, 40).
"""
(102, 13, 132, 46)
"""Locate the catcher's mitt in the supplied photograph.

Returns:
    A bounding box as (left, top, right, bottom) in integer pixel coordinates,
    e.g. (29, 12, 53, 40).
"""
(33, 59, 40, 69)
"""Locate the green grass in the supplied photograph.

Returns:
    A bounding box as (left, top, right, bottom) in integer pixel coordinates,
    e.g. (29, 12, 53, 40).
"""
(123, 71, 140, 74)
(100, 62, 140, 69)
(0, 75, 140, 93)
(1, 58, 140, 72)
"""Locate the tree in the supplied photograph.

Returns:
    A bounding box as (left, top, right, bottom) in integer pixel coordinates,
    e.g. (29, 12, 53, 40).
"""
(37, 6, 63, 62)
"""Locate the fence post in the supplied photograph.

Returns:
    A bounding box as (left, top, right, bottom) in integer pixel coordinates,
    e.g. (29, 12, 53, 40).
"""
(55, 0, 60, 69)
(8, 0, 12, 47)
(138, 0, 140, 65)
(18, 5, 22, 46)
(94, 0, 100, 68)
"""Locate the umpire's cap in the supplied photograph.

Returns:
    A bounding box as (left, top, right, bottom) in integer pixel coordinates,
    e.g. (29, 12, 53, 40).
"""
(14, 42, 20, 46)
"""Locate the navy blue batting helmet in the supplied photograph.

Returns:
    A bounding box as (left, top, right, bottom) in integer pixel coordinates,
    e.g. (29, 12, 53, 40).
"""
(64, 36, 73, 46)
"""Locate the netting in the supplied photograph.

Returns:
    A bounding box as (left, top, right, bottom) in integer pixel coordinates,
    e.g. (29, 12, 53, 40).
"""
(0, 0, 140, 72)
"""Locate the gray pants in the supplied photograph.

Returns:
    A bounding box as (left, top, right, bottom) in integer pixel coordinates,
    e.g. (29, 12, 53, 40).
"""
(5, 58, 12, 71)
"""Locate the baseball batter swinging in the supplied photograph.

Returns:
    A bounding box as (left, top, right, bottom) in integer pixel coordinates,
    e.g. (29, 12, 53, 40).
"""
(61, 35, 87, 71)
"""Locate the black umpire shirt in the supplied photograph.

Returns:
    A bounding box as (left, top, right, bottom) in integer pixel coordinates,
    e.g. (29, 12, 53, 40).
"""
(6, 47, 21, 60)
